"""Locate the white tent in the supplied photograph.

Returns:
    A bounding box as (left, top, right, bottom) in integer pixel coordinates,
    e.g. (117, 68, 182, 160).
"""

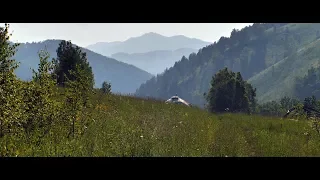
(165, 95, 190, 106)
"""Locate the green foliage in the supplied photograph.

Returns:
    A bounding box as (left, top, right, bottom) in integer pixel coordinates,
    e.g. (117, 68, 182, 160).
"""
(101, 81, 111, 94)
(295, 66, 320, 100)
(2, 92, 320, 157)
(205, 68, 256, 113)
(0, 24, 96, 155)
(257, 96, 300, 117)
(51, 40, 95, 138)
(63, 63, 94, 137)
(54, 40, 94, 89)
(0, 24, 24, 138)
(22, 50, 61, 137)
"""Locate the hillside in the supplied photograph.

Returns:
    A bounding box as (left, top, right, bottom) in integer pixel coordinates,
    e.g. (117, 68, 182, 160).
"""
(13, 40, 153, 94)
(86, 32, 212, 56)
(111, 48, 197, 75)
(5, 92, 320, 157)
(248, 38, 320, 103)
(135, 23, 320, 107)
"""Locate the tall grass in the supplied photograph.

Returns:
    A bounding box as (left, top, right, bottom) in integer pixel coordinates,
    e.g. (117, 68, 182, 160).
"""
(3, 92, 320, 157)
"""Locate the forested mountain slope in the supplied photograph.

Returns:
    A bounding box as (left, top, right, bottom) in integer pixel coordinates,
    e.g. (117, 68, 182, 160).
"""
(248, 38, 320, 103)
(136, 23, 320, 107)
(13, 40, 153, 94)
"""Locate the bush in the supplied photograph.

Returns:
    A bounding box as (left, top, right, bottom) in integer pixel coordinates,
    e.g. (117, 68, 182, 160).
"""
(101, 81, 111, 94)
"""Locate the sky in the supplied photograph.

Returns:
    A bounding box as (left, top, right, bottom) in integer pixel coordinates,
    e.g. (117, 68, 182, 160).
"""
(7, 23, 253, 47)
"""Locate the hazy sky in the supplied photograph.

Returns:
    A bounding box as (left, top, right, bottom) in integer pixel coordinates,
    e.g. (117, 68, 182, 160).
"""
(7, 23, 253, 47)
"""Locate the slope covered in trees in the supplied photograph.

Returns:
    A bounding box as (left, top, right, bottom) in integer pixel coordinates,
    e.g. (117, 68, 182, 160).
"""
(248, 37, 320, 103)
(13, 40, 153, 94)
(136, 23, 320, 107)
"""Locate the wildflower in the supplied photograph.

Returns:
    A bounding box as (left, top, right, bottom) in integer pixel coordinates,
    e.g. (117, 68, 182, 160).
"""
(140, 135, 144, 138)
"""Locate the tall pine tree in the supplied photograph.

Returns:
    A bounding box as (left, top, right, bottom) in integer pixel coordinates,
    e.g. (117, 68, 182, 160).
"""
(53, 40, 94, 88)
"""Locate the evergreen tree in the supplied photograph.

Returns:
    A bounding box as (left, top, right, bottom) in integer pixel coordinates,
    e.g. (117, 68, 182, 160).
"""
(233, 72, 249, 112)
(53, 40, 94, 88)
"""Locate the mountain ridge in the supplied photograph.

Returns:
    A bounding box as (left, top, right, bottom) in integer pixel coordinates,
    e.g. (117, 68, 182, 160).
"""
(86, 32, 212, 56)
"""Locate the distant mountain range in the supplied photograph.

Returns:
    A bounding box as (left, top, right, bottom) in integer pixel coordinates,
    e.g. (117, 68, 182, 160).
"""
(111, 48, 198, 75)
(86, 32, 211, 56)
(86, 32, 212, 75)
(13, 40, 153, 94)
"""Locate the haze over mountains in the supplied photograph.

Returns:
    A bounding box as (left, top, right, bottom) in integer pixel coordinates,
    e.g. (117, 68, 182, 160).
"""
(86, 32, 212, 56)
(86, 32, 212, 75)
(13, 40, 153, 94)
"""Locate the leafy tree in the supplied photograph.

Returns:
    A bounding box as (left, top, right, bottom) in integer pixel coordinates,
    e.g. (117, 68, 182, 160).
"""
(257, 96, 300, 117)
(257, 101, 282, 116)
(22, 50, 60, 137)
(64, 64, 93, 137)
(101, 81, 111, 94)
(0, 24, 25, 137)
(304, 96, 317, 109)
(205, 68, 256, 113)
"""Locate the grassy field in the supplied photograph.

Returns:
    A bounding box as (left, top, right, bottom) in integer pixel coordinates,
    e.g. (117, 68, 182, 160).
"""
(3, 92, 320, 157)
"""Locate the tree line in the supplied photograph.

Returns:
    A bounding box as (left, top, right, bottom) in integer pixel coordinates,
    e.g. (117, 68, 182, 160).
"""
(204, 67, 320, 118)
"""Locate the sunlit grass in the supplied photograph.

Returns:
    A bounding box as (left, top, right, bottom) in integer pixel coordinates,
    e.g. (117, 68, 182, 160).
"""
(3, 92, 320, 157)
